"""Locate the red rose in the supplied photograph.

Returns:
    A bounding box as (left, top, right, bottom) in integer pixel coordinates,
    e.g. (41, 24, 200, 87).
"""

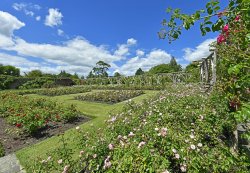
(16, 123, 22, 128)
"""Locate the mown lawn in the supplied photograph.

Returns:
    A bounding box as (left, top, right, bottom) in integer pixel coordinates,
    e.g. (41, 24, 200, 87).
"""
(15, 90, 159, 171)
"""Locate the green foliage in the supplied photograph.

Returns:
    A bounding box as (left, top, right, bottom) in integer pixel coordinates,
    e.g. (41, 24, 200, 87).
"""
(32, 85, 249, 172)
(0, 65, 20, 76)
(169, 56, 182, 72)
(114, 72, 121, 77)
(19, 78, 54, 89)
(159, 0, 249, 42)
(185, 62, 200, 82)
(135, 68, 144, 75)
(90, 61, 111, 78)
(0, 75, 15, 90)
(75, 90, 144, 104)
(0, 93, 79, 134)
(0, 141, 4, 157)
(149, 64, 172, 74)
(58, 70, 72, 78)
(149, 57, 182, 74)
(38, 86, 91, 96)
(25, 70, 43, 78)
(160, 0, 250, 139)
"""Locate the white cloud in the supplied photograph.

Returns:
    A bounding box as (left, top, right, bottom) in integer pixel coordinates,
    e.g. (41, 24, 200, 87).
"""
(0, 12, 175, 77)
(116, 49, 172, 76)
(114, 38, 137, 57)
(183, 38, 216, 61)
(127, 38, 137, 45)
(57, 29, 64, 36)
(0, 53, 39, 68)
(12, 3, 40, 17)
(136, 49, 145, 57)
(0, 34, 14, 48)
(0, 11, 25, 37)
(45, 8, 63, 27)
(35, 16, 41, 21)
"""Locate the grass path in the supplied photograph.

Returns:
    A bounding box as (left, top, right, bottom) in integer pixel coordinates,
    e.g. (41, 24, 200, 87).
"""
(16, 90, 159, 170)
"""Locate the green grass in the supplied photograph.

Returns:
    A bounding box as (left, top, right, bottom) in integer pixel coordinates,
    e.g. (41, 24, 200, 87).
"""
(15, 90, 159, 170)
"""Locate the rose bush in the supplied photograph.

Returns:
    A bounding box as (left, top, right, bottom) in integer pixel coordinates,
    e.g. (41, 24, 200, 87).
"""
(75, 90, 144, 104)
(31, 84, 249, 172)
(0, 93, 79, 134)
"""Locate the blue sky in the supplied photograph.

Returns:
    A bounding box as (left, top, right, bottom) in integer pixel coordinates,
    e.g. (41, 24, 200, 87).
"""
(0, 0, 227, 76)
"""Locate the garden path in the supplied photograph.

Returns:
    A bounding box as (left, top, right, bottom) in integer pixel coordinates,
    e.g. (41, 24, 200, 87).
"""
(0, 154, 26, 173)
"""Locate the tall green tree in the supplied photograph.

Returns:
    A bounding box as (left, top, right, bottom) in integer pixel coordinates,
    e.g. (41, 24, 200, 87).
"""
(92, 61, 111, 77)
(114, 72, 121, 77)
(0, 65, 20, 76)
(26, 70, 43, 77)
(87, 71, 95, 79)
(135, 68, 144, 75)
(149, 64, 172, 74)
(169, 56, 182, 72)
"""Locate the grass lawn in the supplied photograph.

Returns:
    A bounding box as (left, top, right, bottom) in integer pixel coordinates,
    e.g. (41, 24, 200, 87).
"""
(15, 90, 159, 171)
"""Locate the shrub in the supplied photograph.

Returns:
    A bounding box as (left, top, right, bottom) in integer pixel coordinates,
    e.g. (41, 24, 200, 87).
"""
(75, 90, 144, 104)
(0, 93, 79, 134)
(32, 85, 249, 172)
(38, 86, 91, 96)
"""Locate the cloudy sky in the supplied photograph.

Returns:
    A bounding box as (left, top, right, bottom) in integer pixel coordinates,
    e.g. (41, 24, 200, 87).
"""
(0, 0, 226, 76)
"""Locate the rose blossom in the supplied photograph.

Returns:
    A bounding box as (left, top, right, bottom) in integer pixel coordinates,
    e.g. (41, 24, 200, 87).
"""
(160, 127, 167, 137)
(180, 164, 187, 172)
(222, 24, 229, 32)
(128, 131, 135, 137)
(62, 165, 70, 173)
(58, 159, 63, 164)
(103, 156, 112, 169)
(235, 15, 240, 21)
(190, 144, 196, 150)
(172, 148, 177, 153)
(138, 141, 146, 148)
(175, 153, 180, 159)
(217, 34, 226, 44)
(108, 143, 114, 150)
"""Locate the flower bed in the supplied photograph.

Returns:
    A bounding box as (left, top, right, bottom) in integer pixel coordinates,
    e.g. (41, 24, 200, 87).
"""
(75, 90, 144, 104)
(38, 86, 91, 96)
(0, 93, 79, 134)
(34, 85, 249, 172)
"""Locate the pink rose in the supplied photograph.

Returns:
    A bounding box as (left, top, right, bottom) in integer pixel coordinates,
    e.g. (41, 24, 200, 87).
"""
(235, 15, 240, 21)
(217, 34, 226, 44)
(222, 24, 229, 32)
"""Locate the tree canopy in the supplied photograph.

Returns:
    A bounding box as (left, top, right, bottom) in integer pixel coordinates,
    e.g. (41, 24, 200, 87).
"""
(149, 57, 182, 74)
(87, 61, 111, 78)
(0, 65, 20, 76)
(135, 68, 144, 75)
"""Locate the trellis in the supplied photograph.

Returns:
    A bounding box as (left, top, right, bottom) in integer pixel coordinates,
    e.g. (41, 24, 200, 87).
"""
(198, 48, 217, 86)
(83, 72, 192, 86)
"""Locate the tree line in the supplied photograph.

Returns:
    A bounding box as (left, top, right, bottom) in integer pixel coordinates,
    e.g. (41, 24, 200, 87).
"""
(0, 56, 199, 79)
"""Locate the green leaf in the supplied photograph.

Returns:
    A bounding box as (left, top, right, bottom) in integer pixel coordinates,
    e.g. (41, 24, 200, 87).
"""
(228, 64, 243, 75)
(207, 7, 213, 15)
(173, 32, 178, 39)
(206, 2, 211, 9)
(212, 19, 224, 32)
(205, 27, 211, 32)
(205, 21, 213, 25)
(214, 6, 220, 12)
(166, 7, 172, 13)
